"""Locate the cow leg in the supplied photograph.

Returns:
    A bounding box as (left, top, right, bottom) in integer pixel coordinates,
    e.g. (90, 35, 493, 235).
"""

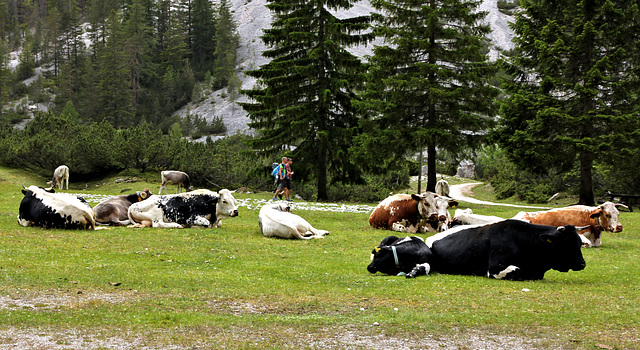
(406, 263, 431, 278)
(187, 216, 211, 227)
(152, 220, 183, 228)
(158, 184, 166, 195)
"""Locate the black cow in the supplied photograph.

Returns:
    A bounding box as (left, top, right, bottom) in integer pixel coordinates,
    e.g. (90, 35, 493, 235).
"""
(18, 185, 96, 229)
(368, 220, 586, 281)
(367, 236, 433, 276)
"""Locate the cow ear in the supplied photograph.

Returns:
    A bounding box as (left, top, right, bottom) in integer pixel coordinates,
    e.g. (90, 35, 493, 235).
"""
(140, 192, 147, 199)
(589, 208, 603, 219)
(540, 228, 563, 243)
(449, 199, 459, 208)
(411, 194, 422, 201)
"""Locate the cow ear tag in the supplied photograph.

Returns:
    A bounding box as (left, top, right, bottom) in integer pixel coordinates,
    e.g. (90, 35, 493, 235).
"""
(375, 247, 381, 253)
(140, 193, 147, 200)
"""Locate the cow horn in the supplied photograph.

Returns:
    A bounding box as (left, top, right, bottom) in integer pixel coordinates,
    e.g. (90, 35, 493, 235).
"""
(575, 225, 590, 231)
(615, 203, 629, 209)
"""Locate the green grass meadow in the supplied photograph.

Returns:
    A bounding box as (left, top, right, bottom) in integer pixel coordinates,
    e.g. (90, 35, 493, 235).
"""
(0, 167, 638, 349)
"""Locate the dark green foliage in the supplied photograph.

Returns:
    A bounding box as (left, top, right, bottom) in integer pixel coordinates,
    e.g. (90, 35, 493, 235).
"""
(496, 0, 640, 205)
(355, 0, 499, 193)
(240, 0, 372, 201)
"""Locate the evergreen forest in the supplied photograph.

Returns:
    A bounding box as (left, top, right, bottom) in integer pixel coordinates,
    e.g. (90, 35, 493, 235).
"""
(1, 0, 639, 204)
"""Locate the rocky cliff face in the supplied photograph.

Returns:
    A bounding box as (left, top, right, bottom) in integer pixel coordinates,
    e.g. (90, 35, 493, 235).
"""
(176, 0, 516, 138)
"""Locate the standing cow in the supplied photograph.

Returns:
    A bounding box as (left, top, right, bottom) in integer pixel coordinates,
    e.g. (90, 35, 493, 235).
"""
(368, 220, 586, 280)
(47, 165, 69, 190)
(158, 171, 193, 194)
(435, 176, 450, 197)
(18, 185, 96, 229)
(94, 189, 153, 226)
(513, 202, 627, 247)
(369, 192, 457, 233)
(259, 202, 329, 239)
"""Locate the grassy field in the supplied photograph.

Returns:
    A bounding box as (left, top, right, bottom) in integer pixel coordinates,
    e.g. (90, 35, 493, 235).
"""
(0, 167, 638, 349)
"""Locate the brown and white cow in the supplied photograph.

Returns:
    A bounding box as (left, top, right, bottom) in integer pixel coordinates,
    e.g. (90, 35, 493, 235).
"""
(369, 192, 458, 233)
(94, 189, 153, 226)
(158, 170, 193, 195)
(513, 202, 627, 247)
(47, 165, 69, 190)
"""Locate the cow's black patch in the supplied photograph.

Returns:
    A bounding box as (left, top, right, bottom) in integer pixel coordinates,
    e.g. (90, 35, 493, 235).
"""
(158, 194, 218, 227)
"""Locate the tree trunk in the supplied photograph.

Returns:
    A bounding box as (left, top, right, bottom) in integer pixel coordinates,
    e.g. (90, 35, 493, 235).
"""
(316, 140, 328, 201)
(426, 141, 437, 192)
(578, 149, 595, 205)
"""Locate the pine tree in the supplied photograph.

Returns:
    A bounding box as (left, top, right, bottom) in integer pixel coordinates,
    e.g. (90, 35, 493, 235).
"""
(497, 0, 640, 205)
(190, 0, 216, 79)
(355, 0, 499, 192)
(240, 0, 372, 201)
(97, 11, 135, 127)
(212, 0, 239, 90)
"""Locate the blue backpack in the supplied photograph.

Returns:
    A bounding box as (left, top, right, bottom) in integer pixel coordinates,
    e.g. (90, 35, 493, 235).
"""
(271, 163, 281, 178)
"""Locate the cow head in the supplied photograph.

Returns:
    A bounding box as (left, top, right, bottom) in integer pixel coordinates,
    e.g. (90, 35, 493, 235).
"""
(367, 236, 432, 276)
(217, 189, 239, 219)
(541, 225, 586, 273)
(591, 202, 626, 233)
(412, 192, 458, 231)
(269, 202, 292, 213)
(136, 188, 153, 202)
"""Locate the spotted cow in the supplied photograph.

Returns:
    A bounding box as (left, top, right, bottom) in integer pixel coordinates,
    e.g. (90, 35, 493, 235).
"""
(18, 185, 95, 229)
(369, 192, 458, 233)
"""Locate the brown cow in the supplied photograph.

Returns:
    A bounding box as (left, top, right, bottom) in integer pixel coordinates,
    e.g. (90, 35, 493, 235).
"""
(513, 202, 627, 247)
(369, 192, 458, 233)
(94, 189, 153, 226)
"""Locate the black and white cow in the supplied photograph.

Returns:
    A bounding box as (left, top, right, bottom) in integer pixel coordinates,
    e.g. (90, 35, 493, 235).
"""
(18, 185, 96, 229)
(368, 220, 586, 280)
(127, 189, 238, 228)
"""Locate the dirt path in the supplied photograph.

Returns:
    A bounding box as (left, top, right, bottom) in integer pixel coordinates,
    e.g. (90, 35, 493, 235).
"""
(450, 182, 551, 210)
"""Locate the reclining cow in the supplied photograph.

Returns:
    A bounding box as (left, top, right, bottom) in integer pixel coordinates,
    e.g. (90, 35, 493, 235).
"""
(368, 220, 586, 280)
(18, 185, 96, 229)
(369, 192, 458, 233)
(513, 202, 627, 247)
(259, 202, 329, 239)
(128, 189, 238, 228)
(94, 189, 153, 226)
(450, 208, 505, 227)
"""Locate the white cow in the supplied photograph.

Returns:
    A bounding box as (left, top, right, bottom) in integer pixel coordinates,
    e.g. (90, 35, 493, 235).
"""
(47, 165, 69, 190)
(18, 185, 95, 229)
(259, 202, 329, 239)
(451, 208, 505, 227)
(128, 189, 238, 228)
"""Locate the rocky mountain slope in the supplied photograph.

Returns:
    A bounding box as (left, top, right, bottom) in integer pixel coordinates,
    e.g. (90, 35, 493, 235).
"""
(177, 0, 516, 138)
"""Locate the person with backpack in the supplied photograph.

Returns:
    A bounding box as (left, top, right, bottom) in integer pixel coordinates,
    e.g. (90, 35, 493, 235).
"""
(272, 157, 288, 201)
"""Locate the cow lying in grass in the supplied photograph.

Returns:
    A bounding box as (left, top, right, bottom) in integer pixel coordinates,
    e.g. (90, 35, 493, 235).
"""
(259, 202, 329, 239)
(94, 189, 153, 226)
(368, 220, 586, 280)
(18, 185, 96, 229)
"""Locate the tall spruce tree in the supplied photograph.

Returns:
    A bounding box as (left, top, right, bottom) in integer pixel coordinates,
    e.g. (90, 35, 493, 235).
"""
(497, 0, 640, 205)
(240, 0, 372, 201)
(212, 0, 239, 90)
(354, 0, 498, 192)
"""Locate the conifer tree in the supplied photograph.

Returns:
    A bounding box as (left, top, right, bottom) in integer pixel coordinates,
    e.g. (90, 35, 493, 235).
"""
(212, 0, 239, 90)
(355, 0, 499, 192)
(240, 0, 372, 201)
(190, 0, 216, 79)
(497, 0, 640, 205)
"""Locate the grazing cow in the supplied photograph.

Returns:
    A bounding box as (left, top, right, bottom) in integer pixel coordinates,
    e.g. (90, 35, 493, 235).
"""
(450, 208, 505, 227)
(47, 165, 69, 190)
(369, 192, 458, 233)
(93, 189, 153, 226)
(367, 236, 433, 276)
(158, 171, 193, 195)
(435, 176, 450, 197)
(18, 185, 96, 229)
(368, 220, 586, 280)
(259, 202, 329, 239)
(513, 202, 627, 247)
(128, 189, 237, 228)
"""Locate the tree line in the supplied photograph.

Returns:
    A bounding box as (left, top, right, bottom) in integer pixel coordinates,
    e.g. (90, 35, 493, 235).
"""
(0, 0, 239, 132)
(243, 0, 640, 204)
(2, 0, 640, 204)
